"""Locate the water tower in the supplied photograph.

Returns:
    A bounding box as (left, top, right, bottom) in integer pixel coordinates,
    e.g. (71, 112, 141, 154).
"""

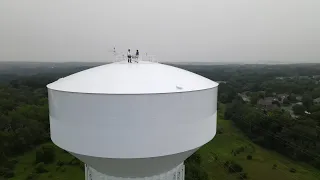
(47, 60, 218, 180)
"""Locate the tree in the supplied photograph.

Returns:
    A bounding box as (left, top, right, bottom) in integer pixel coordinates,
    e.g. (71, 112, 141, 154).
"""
(218, 84, 236, 103)
(272, 100, 281, 107)
(311, 88, 320, 99)
(250, 94, 259, 105)
(290, 168, 297, 173)
(302, 94, 313, 110)
(311, 112, 320, 124)
(36, 144, 55, 164)
(310, 105, 320, 113)
(185, 153, 208, 180)
(258, 92, 265, 99)
(283, 98, 290, 105)
(226, 161, 243, 173)
(185, 153, 201, 165)
(0, 168, 14, 178)
(288, 94, 297, 102)
(35, 162, 48, 173)
(292, 104, 306, 115)
(185, 164, 209, 180)
(272, 164, 277, 169)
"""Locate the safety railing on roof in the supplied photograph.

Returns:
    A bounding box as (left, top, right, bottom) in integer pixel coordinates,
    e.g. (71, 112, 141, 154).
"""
(146, 55, 157, 63)
(114, 55, 125, 62)
(112, 53, 158, 63)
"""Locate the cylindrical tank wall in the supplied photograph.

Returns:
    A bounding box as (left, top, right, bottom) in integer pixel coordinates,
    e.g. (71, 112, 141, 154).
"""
(49, 87, 218, 159)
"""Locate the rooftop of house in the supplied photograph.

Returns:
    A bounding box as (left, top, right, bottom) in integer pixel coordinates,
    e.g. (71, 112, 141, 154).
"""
(277, 94, 289, 98)
(314, 97, 320, 103)
(258, 97, 278, 106)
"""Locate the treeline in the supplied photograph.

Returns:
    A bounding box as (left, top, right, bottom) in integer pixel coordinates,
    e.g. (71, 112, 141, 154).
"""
(225, 98, 320, 169)
(0, 84, 50, 178)
(0, 71, 77, 178)
(185, 153, 209, 180)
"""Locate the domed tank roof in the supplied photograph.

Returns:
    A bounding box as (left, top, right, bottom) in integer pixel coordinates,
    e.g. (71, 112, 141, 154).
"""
(47, 61, 218, 94)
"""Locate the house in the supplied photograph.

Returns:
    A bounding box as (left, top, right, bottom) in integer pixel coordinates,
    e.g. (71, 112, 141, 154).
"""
(296, 96, 302, 101)
(313, 75, 320, 79)
(277, 94, 289, 99)
(238, 93, 250, 103)
(314, 98, 320, 104)
(277, 94, 289, 103)
(257, 97, 279, 110)
(305, 111, 311, 115)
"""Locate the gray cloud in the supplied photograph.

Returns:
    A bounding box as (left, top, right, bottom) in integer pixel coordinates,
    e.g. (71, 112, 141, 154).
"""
(0, 0, 319, 63)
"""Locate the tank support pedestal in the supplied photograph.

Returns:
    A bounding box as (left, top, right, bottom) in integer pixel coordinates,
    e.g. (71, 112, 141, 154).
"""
(85, 164, 185, 180)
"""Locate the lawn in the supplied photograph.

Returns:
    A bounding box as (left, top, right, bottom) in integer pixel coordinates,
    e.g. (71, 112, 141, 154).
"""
(9, 143, 84, 180)
(197, 105, 320, 180)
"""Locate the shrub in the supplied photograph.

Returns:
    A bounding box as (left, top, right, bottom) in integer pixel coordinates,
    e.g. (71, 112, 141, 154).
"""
(272, 164, 277, 169)
(214, 156, 218, 161)
(56, 160, 65, 167)
(0, 167, 14, 178)
(3, 171, 14, 178)
(25, 173, 38, 180)
(217, 127, 224, 134)
(0, 167, 7, 176)
(246, 155, 252, 160)
(3, 160, 17, 169)
(35, 162, 48, 173)
(224, 161, 230, 168)
(239, 172, 248, 179)
(35, 144, 55, 164)
(69, 158, 81, 166)
(227, 161, 243, 173)
(290, 168, 297, 173)
(292, 104, 306, 115)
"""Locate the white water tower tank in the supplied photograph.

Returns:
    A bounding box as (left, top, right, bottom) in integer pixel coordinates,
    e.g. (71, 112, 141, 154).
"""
(47, 61, 218, 180)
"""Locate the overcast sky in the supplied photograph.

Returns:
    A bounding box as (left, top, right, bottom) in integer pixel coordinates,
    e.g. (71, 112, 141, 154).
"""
(0, 0, 319, 63)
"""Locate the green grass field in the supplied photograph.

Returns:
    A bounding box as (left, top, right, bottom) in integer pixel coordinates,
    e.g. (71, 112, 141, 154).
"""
(9, 106, 320, 180)
(198, 106, 320, 180)
(9, 143, 84, 180)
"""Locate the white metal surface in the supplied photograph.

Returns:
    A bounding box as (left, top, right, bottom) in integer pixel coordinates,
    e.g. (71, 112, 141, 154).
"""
(49, 88, 217, 158)
(47, 61, 218, 94)
(47, 61, 218, 178)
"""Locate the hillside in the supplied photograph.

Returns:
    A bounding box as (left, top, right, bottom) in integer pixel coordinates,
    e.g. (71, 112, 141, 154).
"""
(198, 105, 319, 180)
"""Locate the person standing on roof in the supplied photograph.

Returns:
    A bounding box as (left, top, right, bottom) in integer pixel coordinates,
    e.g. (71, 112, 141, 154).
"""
(136, 50, 140, 61)
(127, 49, 132, 63)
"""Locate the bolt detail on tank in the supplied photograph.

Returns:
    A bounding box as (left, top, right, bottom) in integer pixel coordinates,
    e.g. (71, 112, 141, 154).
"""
(47, 60, 219, 180)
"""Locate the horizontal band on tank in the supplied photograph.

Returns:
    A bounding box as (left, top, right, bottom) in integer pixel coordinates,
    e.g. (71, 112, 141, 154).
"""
(48, 88, 217, 126)
(50, 113, 216, 159)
